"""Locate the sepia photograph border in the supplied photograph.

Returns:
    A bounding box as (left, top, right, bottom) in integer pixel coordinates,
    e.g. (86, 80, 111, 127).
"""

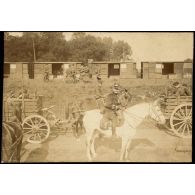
(0, 31, 194, 164)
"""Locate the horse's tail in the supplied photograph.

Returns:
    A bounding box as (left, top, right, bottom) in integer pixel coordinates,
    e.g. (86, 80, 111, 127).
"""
(2, 121, 23, 163)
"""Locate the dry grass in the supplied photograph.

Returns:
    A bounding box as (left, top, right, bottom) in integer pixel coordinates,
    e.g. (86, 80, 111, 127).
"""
(3, 77, 192, 110)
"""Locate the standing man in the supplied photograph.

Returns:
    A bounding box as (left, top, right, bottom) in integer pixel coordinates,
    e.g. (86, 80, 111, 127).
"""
(95, 74, 103, 97)
(95, 74, 104, 113)
(44, 70, 49, 82)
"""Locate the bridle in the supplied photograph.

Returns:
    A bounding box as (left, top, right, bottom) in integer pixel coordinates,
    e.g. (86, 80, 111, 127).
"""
(148, 102, 164, 123)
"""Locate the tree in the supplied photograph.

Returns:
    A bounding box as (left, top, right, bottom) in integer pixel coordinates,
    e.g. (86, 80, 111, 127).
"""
(101, 37, 113, 60)
(68, 34, 109, 62)
(113, 40, 132, 61)
(71, 32, 86, 40)
(4, 32, 133, 63)
(4, 34, 34, 61)
(23, 32, 40, 61)
(39, 32, 69, 61)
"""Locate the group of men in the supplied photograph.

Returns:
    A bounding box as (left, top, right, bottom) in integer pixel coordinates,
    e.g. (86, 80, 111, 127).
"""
(166, 81, 191, 96)
(66, 64, 91, 83)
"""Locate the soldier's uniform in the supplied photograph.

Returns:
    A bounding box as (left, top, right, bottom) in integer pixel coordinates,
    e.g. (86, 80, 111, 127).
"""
(69, 99, 85, 124)
(175, 84, 191, 96)
(44, 71, 49, 81)
(68, 98, 85, 137)
(101, 84, 121, 137)
(166, 82, 191, 96)
(95, 75, 103, 98)
(166, 82, 179, 96)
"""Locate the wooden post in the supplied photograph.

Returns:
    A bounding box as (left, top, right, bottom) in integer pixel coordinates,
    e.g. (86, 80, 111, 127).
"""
(32, 38, 36, 62)
(21, 63, 25, 120)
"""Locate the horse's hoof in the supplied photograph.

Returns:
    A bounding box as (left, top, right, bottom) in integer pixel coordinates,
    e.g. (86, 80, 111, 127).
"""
(92, 153, 97, 158)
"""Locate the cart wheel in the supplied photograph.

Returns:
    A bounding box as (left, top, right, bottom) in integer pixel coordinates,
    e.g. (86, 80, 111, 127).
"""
(22, 114, 50, 144)
(170, 103, 192, 138)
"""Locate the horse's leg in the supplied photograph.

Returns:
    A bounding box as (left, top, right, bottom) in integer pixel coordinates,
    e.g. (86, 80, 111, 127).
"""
(124, 138, 132, 161)
(17, 136, 23, 162)
(90, 129, 99, 158)
(85, 131, 95, 161)
(86, 135, 92, 161)
(75, 121, 79, 137)
(120, 137, 129, 161)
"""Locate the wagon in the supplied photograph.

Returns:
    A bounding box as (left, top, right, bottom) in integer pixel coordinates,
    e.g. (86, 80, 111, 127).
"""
(3, 95, 57, 144)
(160, 96, 192, 138)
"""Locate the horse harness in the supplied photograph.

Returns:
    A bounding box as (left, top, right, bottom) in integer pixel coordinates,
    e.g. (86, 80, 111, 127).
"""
(148, 102, 164, 123)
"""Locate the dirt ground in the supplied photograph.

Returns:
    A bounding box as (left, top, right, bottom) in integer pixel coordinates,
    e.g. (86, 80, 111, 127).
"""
(20, 120, 192, 162)
(3, 78, 192, 162)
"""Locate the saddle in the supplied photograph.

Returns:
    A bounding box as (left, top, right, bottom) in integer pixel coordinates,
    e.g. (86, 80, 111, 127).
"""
(100, 110, 124, 130)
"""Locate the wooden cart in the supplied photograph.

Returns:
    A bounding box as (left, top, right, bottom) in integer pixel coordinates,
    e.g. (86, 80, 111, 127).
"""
(160, 96, 192, 138)
(3, 95, 52, 144)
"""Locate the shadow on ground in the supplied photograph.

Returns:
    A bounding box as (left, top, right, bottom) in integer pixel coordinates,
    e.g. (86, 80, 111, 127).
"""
(21, 135, 58, 162)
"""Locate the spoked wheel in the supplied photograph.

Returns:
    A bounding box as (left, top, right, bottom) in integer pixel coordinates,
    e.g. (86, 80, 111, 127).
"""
(22, 115, 50, 144)
(170, 103, 192, 138)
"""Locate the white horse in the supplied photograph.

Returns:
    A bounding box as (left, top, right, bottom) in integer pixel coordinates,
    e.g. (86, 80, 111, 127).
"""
(83, 99, 166, 161)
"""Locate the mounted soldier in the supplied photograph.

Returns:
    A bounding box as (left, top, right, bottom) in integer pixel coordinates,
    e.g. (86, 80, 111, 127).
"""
(100, 83, 128, 138)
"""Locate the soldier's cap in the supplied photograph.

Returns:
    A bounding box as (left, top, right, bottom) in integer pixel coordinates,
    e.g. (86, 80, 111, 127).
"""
(113, 83, 120, 90)
(173, 81, 180, 86)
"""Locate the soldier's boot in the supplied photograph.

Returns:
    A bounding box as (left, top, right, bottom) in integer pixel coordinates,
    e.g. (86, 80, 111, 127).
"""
(111, 120, 118, 139)
(100, 116, 108, 130)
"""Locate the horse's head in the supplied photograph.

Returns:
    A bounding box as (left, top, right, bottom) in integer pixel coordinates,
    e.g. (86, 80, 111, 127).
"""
(149, 99, 165, 125)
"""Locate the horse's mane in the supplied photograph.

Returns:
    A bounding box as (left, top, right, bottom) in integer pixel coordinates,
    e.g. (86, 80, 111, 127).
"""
(126, 102, 148, 109)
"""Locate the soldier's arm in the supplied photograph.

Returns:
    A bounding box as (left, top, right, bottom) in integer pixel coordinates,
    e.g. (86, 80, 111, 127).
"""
(185, 87, 191, 96)
(175, 88, 181, 96)
(166, 86, 172, 96)
(104, 95, 113, 109)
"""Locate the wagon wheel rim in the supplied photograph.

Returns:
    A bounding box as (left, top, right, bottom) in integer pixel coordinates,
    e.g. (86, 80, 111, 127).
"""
(22, 114, 50, 144)
(170, 103, 192, 138)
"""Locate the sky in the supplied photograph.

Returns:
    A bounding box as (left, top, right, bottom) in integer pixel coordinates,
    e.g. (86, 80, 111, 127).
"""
(9, 32, 193, 69)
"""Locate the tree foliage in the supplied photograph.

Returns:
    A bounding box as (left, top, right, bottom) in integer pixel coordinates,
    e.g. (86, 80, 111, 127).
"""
(4, 32, 132, 62)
